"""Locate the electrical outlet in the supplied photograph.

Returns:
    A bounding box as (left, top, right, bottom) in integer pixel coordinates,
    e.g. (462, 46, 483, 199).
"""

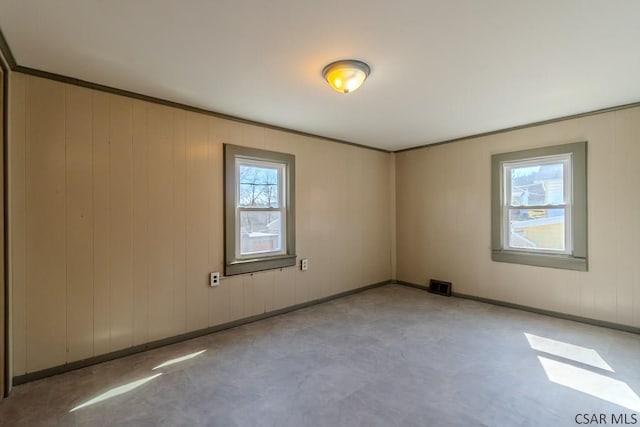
(210, 272, 220, 287)
(301, 258, 309, 271)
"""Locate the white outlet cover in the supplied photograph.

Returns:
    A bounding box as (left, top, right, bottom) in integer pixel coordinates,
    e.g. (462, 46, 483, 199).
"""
(210, 272, 220, 286)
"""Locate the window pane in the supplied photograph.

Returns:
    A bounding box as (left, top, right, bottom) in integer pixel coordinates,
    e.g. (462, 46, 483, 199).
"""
(239, 211, 283, 255)
(510, 162, 565, 206)
(238, 164, 280, 208)
(508, 208, 565, 251)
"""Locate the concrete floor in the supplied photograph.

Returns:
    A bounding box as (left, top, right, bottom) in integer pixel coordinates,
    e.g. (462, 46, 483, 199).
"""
(1, 284, 639, 426)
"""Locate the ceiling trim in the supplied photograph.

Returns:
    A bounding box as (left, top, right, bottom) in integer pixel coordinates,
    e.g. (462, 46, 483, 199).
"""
(394, 101, 640, 153)
(15, 65, 392, 154)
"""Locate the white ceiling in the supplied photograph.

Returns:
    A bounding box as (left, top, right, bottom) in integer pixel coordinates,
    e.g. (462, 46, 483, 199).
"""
(1, 0, 639, 151)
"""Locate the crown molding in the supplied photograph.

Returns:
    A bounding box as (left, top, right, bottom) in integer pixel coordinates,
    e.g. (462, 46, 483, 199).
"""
(393, 101, 640, 153)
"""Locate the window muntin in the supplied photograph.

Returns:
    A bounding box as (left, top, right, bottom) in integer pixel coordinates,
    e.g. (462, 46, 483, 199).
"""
(502, 155, 572, 254)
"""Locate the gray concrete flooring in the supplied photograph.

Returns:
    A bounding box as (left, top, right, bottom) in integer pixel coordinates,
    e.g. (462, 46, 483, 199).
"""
(1, 284, 639, 426)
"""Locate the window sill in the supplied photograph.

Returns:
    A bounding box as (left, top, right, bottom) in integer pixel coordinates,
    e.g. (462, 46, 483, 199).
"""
(225, 254, 297, 276)
(492, 250, 587, 271)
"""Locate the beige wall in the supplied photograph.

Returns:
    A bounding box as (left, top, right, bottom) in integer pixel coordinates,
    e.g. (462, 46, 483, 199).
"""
(0, 65, 5, 394)
(396, 107, 640, 328)
(8, 73, 392, 375)
(9, 69, 640, 379)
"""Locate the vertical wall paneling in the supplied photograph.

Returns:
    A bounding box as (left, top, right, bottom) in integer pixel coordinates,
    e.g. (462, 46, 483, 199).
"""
(292, 142, 318, 304)
(363, 151, 392, 287)
(326, 145, 349, 297)
(172, 109, 187, 336)
(345, 148, 366, 293)
(424, 148, 446, 283)
(633, 109, 640, 327)
(263, 270, 276, 313)
(147, 104, 174, 341)
(208, 276, 230, 327)
(108, 96, 133, 351)
(613, 109, 638, 326)
(209, 121, 223, 273)
(207, 118, 223, 327)
(293, 266, 311, 306)
(0, 65, 4, 393)
(9, 73, 26, 375)
(272, 268, 295, 311)
(92, 91, 111, 356)
(242, 273, 265, 317)
(389, 153, 397, 281)
(131, 100, 148, 346)
(24, 77, 66, 372)
(227, 275, 244, 323)
(65, 85, 94, 362)
(185, 113, 209, 331)
(588, 116, 617, 323)
(633, 110, 640, 328)
(243, 271, 274, 317)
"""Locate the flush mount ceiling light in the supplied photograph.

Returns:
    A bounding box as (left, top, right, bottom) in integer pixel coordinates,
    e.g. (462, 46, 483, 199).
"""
(322, 59, 370, 94)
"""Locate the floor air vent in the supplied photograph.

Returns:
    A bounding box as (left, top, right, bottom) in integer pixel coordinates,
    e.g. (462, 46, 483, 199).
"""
(428, 279, 452, 296)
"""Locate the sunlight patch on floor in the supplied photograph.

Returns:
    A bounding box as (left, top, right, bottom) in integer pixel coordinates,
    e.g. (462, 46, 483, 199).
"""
(525, 333, 613, 372)
(153, 349, 207, 370)
(538, 356, 640, 412)
(70, 373, 163, 412)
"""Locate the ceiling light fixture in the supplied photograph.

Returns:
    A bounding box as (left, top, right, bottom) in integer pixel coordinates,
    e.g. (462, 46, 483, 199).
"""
(322, 59, 370, 94)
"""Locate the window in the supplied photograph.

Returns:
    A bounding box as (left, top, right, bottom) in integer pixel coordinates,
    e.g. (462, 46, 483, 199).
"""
(224, 144, 296, 275)
(491, 142, 587, 271)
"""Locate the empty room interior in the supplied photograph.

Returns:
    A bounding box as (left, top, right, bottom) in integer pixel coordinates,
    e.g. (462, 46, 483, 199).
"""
(0, 1, 639, 426)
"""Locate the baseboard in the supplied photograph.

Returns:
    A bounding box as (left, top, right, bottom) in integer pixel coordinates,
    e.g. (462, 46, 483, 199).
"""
(16, 279, 635, 386)
(394, 280, 640, 335)
(12, 279, 392, 386)
(394, 280, 430, 292)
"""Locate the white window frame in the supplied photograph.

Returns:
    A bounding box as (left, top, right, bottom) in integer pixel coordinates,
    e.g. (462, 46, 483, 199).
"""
(491, 142, 587, 271)
(224, 144, 296, 276)
(235, 158, 287, 259)
(502, 154, 572, 255)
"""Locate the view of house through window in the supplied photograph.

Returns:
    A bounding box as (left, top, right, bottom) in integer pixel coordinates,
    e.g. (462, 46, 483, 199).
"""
(491, 141, 587, 271)
(237, 159, 286, 257)
(503, 154, 571, 253)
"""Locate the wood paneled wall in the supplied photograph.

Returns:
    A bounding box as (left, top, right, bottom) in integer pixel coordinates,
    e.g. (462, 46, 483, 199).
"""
(9, 73, 392, 375)
(396, 107, 640, 328)
(0, 65, 5, 395)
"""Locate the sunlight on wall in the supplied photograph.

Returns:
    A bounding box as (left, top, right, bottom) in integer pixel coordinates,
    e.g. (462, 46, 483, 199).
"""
(152, 350, 207, 370)
(69, 373, 163, 412)
(524, 333, 613, 372)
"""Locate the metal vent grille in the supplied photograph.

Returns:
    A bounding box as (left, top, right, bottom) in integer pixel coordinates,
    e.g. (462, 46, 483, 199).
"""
(428, 279, 452, 296)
